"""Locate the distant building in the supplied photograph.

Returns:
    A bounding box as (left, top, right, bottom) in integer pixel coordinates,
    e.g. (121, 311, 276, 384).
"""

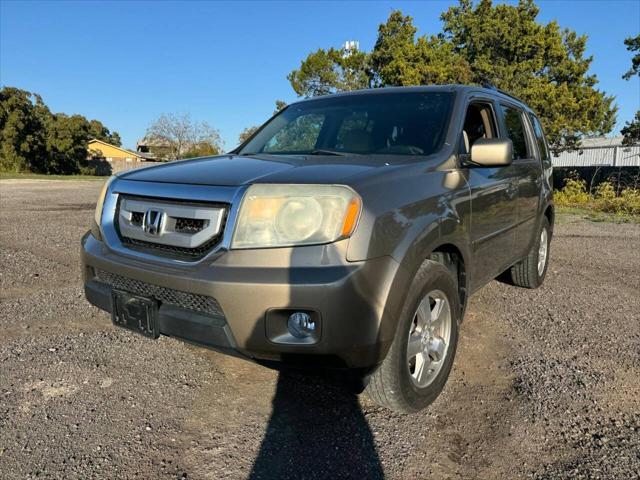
(553, 136, 640, 168)
(88, 139, 142, 163)
(87, 139, 158, 173)
(136, 136, 172, 161)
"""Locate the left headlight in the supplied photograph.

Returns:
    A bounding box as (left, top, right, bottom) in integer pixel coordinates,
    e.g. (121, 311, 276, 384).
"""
(94, 175, 116, 232)
(231, 184, 361, 249)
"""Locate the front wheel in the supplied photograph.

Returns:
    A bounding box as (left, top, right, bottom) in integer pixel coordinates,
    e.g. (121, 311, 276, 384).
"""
(509, 216, 551, 289)
(365, 260, 460, 413)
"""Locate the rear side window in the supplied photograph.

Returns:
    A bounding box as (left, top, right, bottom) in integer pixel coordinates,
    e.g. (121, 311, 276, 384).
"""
(529, 114, 550, 160)
(501, 105, 529, 160)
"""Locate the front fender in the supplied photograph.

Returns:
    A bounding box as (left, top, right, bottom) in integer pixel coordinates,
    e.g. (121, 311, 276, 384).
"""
(346, 166, 472, 354)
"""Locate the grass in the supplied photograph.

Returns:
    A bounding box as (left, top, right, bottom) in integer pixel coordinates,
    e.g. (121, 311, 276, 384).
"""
(0, 172, 107, 181)
(556, 205, 640, 224)
(554, 176, 640, 224)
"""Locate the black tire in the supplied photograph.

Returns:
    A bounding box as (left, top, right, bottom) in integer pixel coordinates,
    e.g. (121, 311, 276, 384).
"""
(509, 217, 551, 289)
(365, 260, 460, 414)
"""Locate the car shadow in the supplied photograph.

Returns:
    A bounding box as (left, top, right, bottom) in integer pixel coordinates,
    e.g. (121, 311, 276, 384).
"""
(249, 370, 384, 480)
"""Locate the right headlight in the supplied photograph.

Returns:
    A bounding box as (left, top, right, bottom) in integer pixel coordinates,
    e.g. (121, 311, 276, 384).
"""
(231, 184, 361, 249)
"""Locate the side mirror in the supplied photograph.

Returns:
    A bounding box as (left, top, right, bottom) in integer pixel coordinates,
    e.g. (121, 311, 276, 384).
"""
(470, 138, 513, 167)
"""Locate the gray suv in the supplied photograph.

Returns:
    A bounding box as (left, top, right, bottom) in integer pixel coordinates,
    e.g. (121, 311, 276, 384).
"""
(82, 85, 553, 413)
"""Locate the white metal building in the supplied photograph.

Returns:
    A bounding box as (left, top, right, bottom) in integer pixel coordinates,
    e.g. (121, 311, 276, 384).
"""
(552, 137, 640, 167)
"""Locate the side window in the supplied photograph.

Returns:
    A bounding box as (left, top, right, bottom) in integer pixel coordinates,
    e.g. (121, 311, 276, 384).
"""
(262, 113, 324, 153)
(461, 102, 497, 154)
(501, 105, 529, 160)
(528, 114, 550, 161)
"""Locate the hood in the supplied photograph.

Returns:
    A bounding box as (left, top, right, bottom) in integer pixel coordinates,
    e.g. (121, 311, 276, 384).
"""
(118, 154, 390, 186)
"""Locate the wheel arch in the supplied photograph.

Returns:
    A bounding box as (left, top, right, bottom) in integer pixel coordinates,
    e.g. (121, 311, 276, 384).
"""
(390, 228, 471, 332)
(544, 203, 555, 236)
(427, 242, 469, 318)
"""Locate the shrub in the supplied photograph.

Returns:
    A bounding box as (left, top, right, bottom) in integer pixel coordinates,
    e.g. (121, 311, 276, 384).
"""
(620, 188, 640, 215)
(555, 177, 590, 206)
(555, 174, 640, 219)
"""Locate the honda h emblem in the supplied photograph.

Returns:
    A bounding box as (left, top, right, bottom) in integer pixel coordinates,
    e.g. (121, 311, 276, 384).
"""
(142, 209, 164, 235)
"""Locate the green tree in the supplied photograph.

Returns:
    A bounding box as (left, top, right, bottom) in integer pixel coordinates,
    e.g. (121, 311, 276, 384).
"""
(44, 114, 91, 174)
(288, 46, 370, 97)
(88, 119, 121, 147)
(440, 0, 614, 152)
(621, 111, 640, 146)
(182, 141, 223, 159)
(274, 100, 287, 114)
(0, 87, 49, 172)
(370, 11, 472, 86)
(621, 34, 639, 146)
(238, 126, 258, 144)
(287, 1, 617, 153)
(622, 34, 640, 80)
(0, 86, 122, 174)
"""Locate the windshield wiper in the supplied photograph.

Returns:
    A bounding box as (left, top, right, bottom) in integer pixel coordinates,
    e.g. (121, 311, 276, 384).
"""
(308, 149, 352, 156)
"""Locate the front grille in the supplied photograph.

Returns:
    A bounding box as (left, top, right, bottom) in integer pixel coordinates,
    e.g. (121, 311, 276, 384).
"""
(131, 211, 144, 226)
(175, 217, 206, 233)
(121, 234, 223, 259)
(115, 195, 228, 260)
(94, 269, 224, 318)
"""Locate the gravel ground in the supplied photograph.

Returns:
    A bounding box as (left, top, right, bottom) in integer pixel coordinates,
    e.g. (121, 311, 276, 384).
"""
(0, 179, 638, 480)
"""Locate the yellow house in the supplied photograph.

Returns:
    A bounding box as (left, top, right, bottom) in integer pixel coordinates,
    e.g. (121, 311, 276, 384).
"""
(88, 139, 142, 163)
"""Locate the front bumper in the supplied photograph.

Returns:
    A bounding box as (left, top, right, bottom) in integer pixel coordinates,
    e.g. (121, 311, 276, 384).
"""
(81, 232, 405, 370)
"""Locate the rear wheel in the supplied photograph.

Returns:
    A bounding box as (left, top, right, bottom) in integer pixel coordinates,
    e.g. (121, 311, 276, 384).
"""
(509, 216, 551, 288)
(365, 260, 460, 413)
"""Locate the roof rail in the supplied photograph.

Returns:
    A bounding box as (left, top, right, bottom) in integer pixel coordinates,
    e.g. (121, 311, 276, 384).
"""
(495, 87, 526, 105)
(478, 78, 525, 104)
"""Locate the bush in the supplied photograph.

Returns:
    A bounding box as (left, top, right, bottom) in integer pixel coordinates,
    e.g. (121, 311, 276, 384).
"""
(555, 177, 590, 205)
(555, 174, 640, 218)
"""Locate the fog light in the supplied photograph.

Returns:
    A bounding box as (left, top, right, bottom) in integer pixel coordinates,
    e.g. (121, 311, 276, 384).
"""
(287, 312, 316, 338)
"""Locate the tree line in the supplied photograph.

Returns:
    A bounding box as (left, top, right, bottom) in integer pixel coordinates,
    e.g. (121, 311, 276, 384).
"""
(286, 0, 631, 154)
(0, 87, 121, 174)
(241, 2, 640, 151)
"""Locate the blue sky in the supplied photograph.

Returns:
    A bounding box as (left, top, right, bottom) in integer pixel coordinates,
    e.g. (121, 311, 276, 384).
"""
(1, 0, 639, 151)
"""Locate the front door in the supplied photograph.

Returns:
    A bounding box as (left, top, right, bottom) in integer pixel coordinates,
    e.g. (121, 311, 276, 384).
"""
(461, 100, 518, 290)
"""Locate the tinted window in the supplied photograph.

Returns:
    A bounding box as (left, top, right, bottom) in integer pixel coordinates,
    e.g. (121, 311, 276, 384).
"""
(241, 92, 454, 156)
(501, 105, 529, 160)
(336, 111, 375, 151)
(529, 114, 550, 160)
(461, 103, 497, 153)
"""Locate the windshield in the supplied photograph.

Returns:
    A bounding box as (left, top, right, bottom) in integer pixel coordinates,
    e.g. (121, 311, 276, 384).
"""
(240, 91, 454, 157)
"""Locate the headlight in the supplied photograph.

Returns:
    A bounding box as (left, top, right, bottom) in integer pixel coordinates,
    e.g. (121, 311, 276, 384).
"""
(94, 176, 115, 228)
(231, 184, 361, 249)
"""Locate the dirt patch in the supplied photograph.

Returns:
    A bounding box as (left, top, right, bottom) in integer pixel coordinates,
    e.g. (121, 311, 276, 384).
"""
(0, 179, 639, 479)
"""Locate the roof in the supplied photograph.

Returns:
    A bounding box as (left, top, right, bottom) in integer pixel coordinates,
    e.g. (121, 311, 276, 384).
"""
(289, 84, 530, 110)
(88, 139, 139, 158)
(136, 151, 157, 160)
(137, 136, 171, 148)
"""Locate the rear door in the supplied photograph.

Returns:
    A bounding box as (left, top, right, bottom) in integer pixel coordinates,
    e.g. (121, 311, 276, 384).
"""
(498, 103, 542, 259)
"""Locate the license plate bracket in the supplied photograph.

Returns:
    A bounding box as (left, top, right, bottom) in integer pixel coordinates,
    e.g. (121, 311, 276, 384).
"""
(111, 289, 159, 339)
